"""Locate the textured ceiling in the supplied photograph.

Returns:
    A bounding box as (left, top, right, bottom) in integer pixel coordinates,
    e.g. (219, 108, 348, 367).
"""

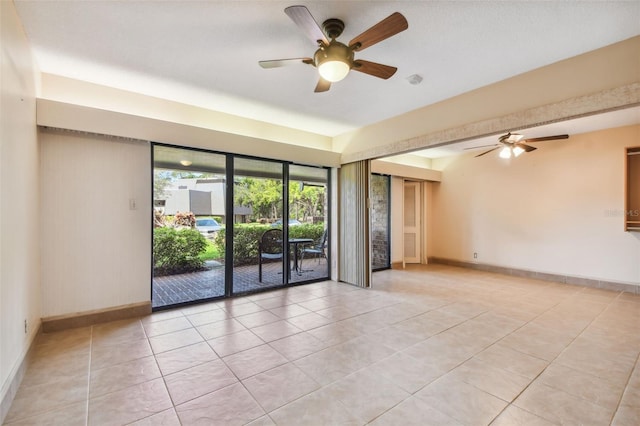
(14, 1, 640, 141)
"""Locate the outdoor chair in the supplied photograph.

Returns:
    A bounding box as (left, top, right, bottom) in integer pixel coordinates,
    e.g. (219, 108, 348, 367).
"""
(300, 229, 327, 270)
(258, 228, 283, 282)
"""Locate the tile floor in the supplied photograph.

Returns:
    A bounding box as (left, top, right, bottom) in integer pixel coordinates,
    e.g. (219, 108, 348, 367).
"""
(4, 264, 640, 425)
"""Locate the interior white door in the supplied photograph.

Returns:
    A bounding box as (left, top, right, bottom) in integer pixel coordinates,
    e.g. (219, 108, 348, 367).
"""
(403, 181, 421, 264)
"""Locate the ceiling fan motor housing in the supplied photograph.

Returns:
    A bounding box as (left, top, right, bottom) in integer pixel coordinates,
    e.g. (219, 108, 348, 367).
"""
(314, 40, 354, 68)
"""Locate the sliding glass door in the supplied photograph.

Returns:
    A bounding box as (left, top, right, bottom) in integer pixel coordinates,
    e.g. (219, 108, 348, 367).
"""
(288, 164, 329, 283)
(232, 157, 285, 292)
(151, 144, 330, 308)
(152, 145, 227, 308)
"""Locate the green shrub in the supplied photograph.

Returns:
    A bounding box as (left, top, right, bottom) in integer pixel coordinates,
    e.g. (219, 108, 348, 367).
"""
(153, 227, 207, 276)
(213, 223, 325, 266)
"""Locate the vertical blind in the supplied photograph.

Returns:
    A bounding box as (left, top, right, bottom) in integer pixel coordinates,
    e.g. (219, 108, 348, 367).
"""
(338, 160, 371, 288)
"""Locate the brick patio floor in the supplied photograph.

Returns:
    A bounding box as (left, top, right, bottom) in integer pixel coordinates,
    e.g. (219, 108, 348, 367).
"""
(152, 258, 328, 308)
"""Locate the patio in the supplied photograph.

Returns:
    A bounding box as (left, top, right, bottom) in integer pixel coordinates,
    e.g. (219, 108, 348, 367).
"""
(153, 258, 328, 308)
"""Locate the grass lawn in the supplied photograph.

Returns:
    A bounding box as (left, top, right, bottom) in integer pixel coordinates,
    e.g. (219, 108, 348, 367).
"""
(199, 240, 222, 261)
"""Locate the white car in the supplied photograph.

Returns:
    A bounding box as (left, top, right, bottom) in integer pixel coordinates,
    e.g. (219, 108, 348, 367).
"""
(195, 218, 222, 238)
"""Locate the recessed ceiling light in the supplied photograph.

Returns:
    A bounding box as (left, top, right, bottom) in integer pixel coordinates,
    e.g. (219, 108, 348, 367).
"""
(180, 160, 192, 166)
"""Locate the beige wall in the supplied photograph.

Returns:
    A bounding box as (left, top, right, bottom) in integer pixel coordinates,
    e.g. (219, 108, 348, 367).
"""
(430, 125, 640, 286)
(39, 130, 151, 317)
(0, 0, 41, 415)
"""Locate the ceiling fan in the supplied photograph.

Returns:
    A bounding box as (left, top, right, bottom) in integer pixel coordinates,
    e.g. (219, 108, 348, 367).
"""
(468, 132, 570, 158)
(259, 5, 408, 92)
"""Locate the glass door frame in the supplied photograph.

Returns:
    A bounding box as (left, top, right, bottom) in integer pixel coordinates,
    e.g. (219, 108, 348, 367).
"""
(151, 142, 331, 309)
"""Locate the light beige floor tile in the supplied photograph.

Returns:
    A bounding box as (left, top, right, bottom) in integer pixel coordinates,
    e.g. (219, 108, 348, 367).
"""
(268, 330, 328, 361)
(5, 374, 88, 423)
(368, 396, 462, 426)
(20, 349, 90, 388)
(196, 318, 246, 340)
(368, 351, 446, 393)
(179, 301, 222, 316)
(393, 315, 452, 339)
(175, 382, 265, 426)
(91, 319, 146, 348)
(330, 336, 397, 365)
(325, 368, 410, 423)
(164, 359, 238, 405)
(306, 322, 362, 346)
(155, 341, 218, 376)
(612, 404, 640, 426)
(235, 310, 281, 328)
(7, 266, 639, 426)
(140, 309, 185, 325)
(415, 375, 508, 426)
(35, 327, 92, 349)
(127, 408, 181, 425)
(246, 415, 276, 426)
(90, 355, 161, 398)
(148, 328, 203, 354)
(403, 333, 478, 372)
(554, 340, 636, 384)
(315, 305, 358, 321)
(185, 308, 230, 327)
(293, 345, 362, 386)
(268, 303, 311, 319)
(3, 400, 87, 426)
(208, 329, 264, 358)
(284, 311, 334, 331)
(222, 301, 264, 318)
(499, 325, 573, 361)
(222, 344, 289, 379)
(537, 363, 624, 411)
(475, 342, 549, 379)
(142, 316, 193, 337)
(490, 405, 556, 426)
(268, 387, 360, 426)
(514, 381, 614, 425)
(91, 337, 153, 370)
(242, 363, 319, 412)
(250, 320, 302, 342)
(253, 295, 291, 310)
(447, 357, 532, 402)
(88, 378, 172, 425)
(296, 296, 335, 311)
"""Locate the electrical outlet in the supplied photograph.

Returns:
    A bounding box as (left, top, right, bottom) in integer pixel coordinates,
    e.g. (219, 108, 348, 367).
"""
(24, 319, 28, 334)
(129, 198, 137, 210)
(473, 252, 478, 259)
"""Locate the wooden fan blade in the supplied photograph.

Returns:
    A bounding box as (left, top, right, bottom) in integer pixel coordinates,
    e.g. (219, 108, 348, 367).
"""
(349, 12, 408, 52)
(314, 78, 331, 93)
(352, 60, 397, 79)
(464, 144, 499, 150)
(476, 147, 500, 157)
(515, 143, 537, 152)
(259, 58, 313, 69)
(523, 134, 569, 143)
(285, 5, 328, 46)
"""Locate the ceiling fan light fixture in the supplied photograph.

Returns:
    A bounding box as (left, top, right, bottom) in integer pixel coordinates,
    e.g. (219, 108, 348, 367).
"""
(318, 59, 351, 82)
(180, 160, 192, 166)
(499, 146, 512, 159)
(314, 41, 353, 82)
(512, 146, 525, 157)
